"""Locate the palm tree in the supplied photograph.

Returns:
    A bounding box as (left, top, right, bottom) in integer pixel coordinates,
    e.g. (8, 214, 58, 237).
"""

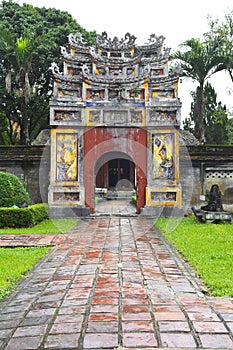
(171, 38, 225, 142)
(0, 28, 37, 144)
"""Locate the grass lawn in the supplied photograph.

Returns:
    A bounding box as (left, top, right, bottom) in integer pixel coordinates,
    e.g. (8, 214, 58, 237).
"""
(0, 218, 79, 234)
(0, 218, 79, 299)
(0, 246, 51, 299)
(156, 215, 233, 297)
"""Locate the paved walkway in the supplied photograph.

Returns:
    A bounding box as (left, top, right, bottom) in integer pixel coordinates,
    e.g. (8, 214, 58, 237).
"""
(94, 198, 137, 216)
(0, 218, 233, 349)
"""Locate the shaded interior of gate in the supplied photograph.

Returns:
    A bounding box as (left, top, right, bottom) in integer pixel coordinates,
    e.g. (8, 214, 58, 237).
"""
(95, 152, 135, 190)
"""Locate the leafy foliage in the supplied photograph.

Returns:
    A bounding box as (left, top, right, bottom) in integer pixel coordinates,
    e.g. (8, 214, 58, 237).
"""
(0, 171, 30, 207)
(0, 1, 96, 144)
(183, 82, 231, 144)
(0, 204, 48, 228)
(206, 12, 233, 83)
(171, 37, 225, 142)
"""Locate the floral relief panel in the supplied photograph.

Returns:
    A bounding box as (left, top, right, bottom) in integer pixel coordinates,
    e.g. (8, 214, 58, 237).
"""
(153, 133, 175, 181)
(56, 133, 78, 181)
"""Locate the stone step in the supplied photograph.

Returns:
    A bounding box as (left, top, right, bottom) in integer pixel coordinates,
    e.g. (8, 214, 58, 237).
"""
(106, 190, 135, 200)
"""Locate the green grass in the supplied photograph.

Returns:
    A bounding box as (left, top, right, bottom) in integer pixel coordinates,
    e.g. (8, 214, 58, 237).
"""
(0, 218, 79, 235)
(156, 215, 233, 297)
(0, 246, 51, 299)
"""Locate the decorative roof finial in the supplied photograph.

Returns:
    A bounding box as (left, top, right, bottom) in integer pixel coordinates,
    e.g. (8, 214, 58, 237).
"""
(96, 32, 136, 50)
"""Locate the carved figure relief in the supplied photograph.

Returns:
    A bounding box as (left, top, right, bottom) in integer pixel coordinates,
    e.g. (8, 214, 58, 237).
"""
(129, 88, 145, 99)
(130, 110, 143, 123)
(103, 110, 127, 123)
(67, 67, 81, 75)
(58, 88, 81, 99)
(54, 111, 81, 122)
(89, 110, 101, 123)
(153, 134, 174, 180)
(151, 90, 174, 98)
(96, 66, 107, 75)
(151, 191, 176, 202)
(86, 89, 105, 99)
(109, 68, 123, 76)
(109, 90, 119, 100)
(150, 110, 177, 123)
(127, 68, 135, 75)
(53, 192, 79, 202)
(56, 134, 77, 181)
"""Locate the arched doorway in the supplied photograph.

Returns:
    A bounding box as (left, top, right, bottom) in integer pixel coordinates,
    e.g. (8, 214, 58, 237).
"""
(83, 127, 147, 214)
(96, 157, 135, 190)
(94, 152, 136, 214)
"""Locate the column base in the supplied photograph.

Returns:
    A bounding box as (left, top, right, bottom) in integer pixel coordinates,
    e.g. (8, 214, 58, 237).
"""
(49, 206, 90, 218)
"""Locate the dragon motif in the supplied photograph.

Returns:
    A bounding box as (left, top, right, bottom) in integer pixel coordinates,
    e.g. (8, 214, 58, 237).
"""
(68, 33, 88, 46)
(96, 32, 136, 50)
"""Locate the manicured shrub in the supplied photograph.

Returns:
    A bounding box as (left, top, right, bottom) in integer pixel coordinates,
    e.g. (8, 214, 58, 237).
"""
(0, 172, 30, 207)
(29, 204, 48, 224)
(0, 204, 48, 228)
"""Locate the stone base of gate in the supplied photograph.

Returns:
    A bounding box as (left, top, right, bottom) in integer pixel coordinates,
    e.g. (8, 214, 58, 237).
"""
(49, 206, 90, 218)
(140, 206, 184, 218)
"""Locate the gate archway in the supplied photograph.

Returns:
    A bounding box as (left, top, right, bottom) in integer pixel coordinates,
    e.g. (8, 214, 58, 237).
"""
(95, 152, 135, 190)
(83, 127, 147, 214)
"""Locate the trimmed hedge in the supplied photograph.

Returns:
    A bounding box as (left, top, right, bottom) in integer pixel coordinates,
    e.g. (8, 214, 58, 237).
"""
(0, 172, 30, 207)
(0, 204, 48, 228)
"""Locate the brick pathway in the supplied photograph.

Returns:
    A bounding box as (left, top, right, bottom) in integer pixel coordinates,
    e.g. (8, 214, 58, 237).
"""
(0, 218, 232, 349)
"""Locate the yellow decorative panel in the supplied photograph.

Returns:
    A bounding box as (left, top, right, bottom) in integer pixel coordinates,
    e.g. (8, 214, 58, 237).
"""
(56, 133, 77, 181)
(153, 133, 174, 181)
(146, 187, 182, 206)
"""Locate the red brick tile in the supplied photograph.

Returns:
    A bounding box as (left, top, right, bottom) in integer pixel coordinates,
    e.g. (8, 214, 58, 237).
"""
(159, 321, 190, 332)
(89, 313, 118, 321)
(122, 312, 151, 321)
(122, 321, 154, 332)
(153, 305, 181, 312)
(49, 322, 82, 334)
(44, 334, 79, 349)
(161, 332, 196, 348)
(193, 321, 228, 333)
(5, 336, 43, 350)
(93, 291, 119, 298)
(200, 333, 233, 348)
(54, 314, 83, 323)
(86, 321, 118, 333)
(92, 298, 118, 305)
(122, 332, 157, 347)
(155, 311, 186, 321)
(188, 312, 221, 322)
(123, 305, 150, 313)
(13, 325, 47, 337)
(83, 333, 118, 349)
(90, 304, 118, 313)
(122, 298, 148, 305)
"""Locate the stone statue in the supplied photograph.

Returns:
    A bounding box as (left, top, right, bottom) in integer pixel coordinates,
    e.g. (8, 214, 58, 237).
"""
(201, 184, 223, 212)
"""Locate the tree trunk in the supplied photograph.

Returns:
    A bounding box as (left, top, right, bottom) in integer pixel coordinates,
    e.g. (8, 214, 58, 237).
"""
(20, 103, 30, 145)
(228, 68, 233, 83)
(193, 84, 205, 142)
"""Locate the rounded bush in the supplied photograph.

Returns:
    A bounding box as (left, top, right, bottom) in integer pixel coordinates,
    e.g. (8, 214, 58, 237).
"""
(0, 172, 30, 207)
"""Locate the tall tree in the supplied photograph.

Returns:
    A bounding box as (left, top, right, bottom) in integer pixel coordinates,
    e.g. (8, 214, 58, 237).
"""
(171, 38, 225, 142)
(0, 29, 37, 144)
(206, 11, 233, 83)
(0, 1, 96, 144)
(184, 82, 230, 144)
(203, 82, 229, 144)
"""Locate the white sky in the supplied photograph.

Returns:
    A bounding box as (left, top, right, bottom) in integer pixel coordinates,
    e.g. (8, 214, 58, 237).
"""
(12, 0, 233, 118)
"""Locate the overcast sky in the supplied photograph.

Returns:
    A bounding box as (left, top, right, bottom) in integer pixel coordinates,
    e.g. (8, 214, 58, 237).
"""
(12, 0, 233, 118)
